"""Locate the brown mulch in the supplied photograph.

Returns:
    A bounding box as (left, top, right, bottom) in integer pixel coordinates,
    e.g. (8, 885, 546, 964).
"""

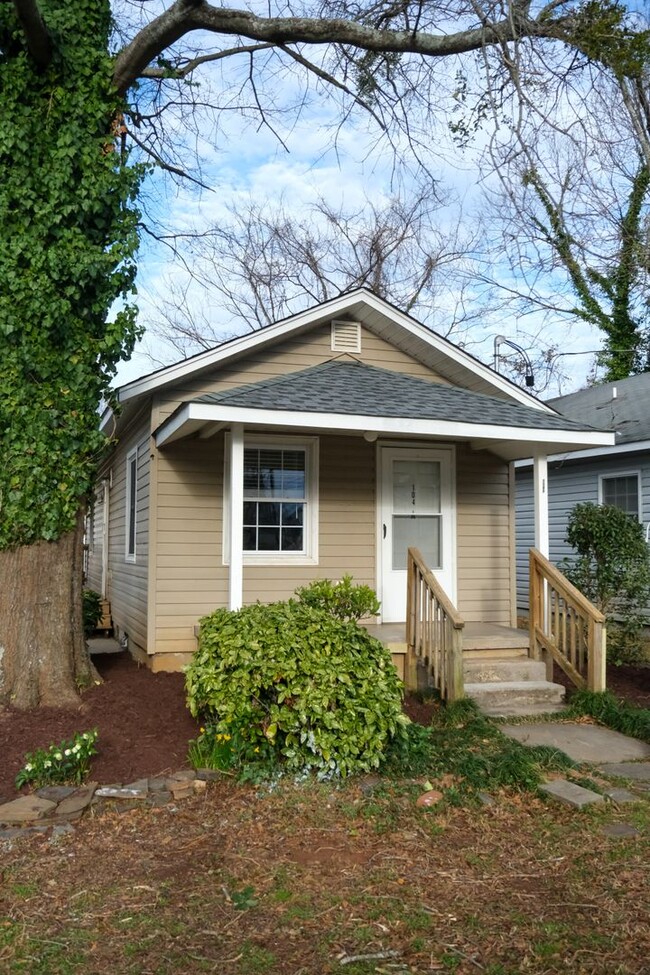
(0, 651, 199, 804)
(1, 649, 648, 804)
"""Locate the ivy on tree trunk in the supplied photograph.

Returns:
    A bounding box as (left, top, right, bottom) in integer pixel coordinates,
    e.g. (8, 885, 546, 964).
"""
(0, 0, 144, 706)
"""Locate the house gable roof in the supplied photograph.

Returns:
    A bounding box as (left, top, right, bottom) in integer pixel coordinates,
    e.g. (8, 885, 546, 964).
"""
(154, 360, 615, 462)
(117, 289, 555, 414)
(193, 360, 594, 432)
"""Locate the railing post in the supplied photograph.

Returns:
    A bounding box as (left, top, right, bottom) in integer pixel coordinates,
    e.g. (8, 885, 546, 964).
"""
(405, 549, 418, 691)
(529, 550, 541, 662)
(446, 624, 464, 702)
(588, 620, 607, 692)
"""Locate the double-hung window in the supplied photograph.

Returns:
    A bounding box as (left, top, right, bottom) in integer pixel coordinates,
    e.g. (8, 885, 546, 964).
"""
(125, 447, 137, 561)
(224, 437, 318, 564)
(599, 472, 641, 521)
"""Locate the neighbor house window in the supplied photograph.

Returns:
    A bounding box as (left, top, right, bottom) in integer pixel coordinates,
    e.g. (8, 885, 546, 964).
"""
(224, 437, 318, 564)
(125, 447, 137, 561)
(599, 472, 641, 521)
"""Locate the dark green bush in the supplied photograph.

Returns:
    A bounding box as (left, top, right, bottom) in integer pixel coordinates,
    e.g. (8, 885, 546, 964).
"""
(83, 588, 102, 636)
(185, 600, 405, 779)
(295, 574, 380, 621)
(561, 502, 650, 663)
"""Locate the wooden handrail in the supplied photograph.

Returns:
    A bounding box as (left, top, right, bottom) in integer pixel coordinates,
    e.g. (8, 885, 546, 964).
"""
(529, 548, 606, 692)
(406, 547, 464, 701)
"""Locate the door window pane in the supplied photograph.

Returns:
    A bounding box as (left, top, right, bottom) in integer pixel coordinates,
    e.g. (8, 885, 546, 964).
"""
(393, 460, 440, 515)
(393, 515, 441, 570)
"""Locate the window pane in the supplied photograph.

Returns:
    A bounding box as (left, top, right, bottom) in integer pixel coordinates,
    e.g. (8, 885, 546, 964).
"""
(258, 502, 280, 526)
(281, 527, 304, 551)
(243, 526, 257, 550)
(258, 450, 283, 497)
(392, 515, 441, 570)
(282, 451, 306, 498)
(258, 526, 280, 550)
(243, 501, 257, 525)
(602, 476, 639, 518)
(282, 503, 304, 527)
(243, 450, 259, 494)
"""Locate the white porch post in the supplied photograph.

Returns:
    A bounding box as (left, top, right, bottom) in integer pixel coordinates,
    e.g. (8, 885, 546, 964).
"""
(533, 453, 549, 557)
(228, 423, 244, 611)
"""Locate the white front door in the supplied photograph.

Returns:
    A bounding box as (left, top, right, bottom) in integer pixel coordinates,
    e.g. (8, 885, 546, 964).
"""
(379, 446, 455, 622)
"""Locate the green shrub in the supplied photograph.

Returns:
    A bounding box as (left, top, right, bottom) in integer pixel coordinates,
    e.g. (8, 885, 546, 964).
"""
(16, 729, 99, 789)
(83, 588, 102, 636)
(295, 574, 380, 621)
(185, 600, 405, 779)
(561, 502, 650, 661)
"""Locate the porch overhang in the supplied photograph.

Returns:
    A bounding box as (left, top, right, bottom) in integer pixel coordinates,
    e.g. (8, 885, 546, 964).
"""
(154, 401, 615, 461)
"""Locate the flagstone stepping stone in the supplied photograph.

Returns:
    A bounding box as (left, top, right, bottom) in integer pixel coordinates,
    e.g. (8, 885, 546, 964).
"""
(605, 787, 639, 803)
(0, 795, 56, 824)
(36, 786, 77, 802)
(602, 823, 640, 838)
(53, 782, 97, 820)
(599, 762, 650, 782)
(540, 779, 605, 809)
(95, 785, 149, 800)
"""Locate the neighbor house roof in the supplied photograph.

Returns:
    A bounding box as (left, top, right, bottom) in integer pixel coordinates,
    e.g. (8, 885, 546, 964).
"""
(154, 359, 615, 462)
(548, 373, 650, 446)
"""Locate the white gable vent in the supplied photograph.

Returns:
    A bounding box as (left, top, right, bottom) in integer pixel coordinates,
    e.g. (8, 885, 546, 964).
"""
(331, 320, 361, 354)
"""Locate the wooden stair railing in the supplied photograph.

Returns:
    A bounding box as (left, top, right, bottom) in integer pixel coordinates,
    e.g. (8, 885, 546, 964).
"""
(529, 548, 606, 692)
(406, 547, 464, 701)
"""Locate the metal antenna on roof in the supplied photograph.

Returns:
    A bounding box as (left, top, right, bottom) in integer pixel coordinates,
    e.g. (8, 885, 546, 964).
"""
(493, 335, 535, 388)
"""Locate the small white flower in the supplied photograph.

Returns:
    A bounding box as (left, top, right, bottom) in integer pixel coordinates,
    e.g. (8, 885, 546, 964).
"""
(44, 760, 52, 768)
(25, 763, 33, 772)
(64, 749, 72, 757)
(54, 752, 63, 761)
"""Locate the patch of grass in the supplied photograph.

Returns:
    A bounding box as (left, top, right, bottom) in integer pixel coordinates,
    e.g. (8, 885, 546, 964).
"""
(567, 689, 650, 743)
(381, 698, 575, 801)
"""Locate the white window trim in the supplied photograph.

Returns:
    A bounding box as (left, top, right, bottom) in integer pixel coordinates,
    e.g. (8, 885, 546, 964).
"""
(223, 435, 319, 566)
(125, 447, 138, 562)
(598, 469, 642, 521)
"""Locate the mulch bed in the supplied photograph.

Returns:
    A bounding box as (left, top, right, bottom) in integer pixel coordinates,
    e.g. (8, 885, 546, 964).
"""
(1, 649, 648, 804)
(0, 652, 199, 804)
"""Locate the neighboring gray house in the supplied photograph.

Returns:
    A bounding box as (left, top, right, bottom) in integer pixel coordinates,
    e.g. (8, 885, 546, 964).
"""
(515, 373, 650, 612)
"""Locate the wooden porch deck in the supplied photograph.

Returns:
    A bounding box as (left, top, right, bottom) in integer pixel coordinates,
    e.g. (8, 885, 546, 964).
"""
(362, 621, 530, 654)
(362, 621, 530, 682)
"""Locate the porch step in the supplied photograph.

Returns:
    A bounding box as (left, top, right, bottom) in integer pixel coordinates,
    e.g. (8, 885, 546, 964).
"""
(465, 680, 566, 718)
(463, 658, 546, 683)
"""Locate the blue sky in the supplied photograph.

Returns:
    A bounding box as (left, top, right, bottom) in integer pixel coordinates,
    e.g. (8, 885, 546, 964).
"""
(113, 3, 642, 396)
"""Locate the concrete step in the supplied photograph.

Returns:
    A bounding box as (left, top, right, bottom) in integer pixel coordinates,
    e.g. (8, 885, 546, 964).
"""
(463, 647, 528, 660)
(465, 679, 566, 717)
(463, 658, 546, 684)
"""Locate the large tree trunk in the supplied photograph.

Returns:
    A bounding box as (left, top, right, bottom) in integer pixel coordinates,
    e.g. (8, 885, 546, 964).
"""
(0, 511, 98, 709)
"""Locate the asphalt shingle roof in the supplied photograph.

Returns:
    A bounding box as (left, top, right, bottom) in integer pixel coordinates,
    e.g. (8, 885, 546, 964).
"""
(194, 360, 601, 433)
(548, 373, 650, 445)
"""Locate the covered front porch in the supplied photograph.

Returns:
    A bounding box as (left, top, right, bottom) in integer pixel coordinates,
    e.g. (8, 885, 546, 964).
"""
(364, 546, 607, 715)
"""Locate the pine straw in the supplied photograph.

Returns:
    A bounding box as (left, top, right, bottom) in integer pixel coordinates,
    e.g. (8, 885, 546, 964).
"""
(1, 778, 648, 974)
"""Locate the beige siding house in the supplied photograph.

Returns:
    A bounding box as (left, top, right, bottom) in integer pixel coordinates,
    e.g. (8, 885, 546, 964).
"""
(89, 291, 613, 678)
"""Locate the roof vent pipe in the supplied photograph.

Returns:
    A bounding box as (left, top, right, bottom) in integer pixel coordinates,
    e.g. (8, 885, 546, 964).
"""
(612, 386, 617, 399)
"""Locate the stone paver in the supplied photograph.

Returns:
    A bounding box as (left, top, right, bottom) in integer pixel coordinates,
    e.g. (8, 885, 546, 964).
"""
(602, 823, 640, 838)
(605, 787, 639, 803)
(597, 762, 650, 781)
(0, 795, 57, 824)
(539, 780, 605, 808)
(500, 722, 650, 764)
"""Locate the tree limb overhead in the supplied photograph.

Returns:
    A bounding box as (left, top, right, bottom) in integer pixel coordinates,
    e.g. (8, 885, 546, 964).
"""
(13, 0, 52, 70)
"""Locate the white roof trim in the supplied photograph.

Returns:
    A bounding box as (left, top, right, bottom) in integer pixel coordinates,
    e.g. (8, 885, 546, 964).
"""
(155, 402, 615, 456)
(514, 438, 650, 468)
(119, 290, 555, 414)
